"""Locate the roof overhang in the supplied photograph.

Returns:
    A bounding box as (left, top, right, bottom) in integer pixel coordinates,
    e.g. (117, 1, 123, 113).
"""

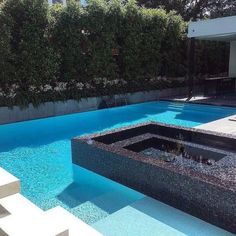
(188, 16, 236, 41)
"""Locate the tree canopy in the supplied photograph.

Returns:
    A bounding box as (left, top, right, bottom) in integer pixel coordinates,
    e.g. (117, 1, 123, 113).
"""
(137, 0, 236, 21)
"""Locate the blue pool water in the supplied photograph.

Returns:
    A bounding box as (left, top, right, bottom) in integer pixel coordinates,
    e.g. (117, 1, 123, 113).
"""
(0, 101, 235, 234)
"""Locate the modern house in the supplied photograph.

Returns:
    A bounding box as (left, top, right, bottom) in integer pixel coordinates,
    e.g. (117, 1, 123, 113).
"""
(188, 15, 236, 94)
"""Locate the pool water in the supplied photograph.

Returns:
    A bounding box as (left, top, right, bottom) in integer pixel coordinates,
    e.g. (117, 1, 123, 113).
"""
(0, 101, 235, 233)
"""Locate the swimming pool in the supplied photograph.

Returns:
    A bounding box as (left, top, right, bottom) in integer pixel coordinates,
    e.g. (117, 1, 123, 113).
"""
(0, 101, 235, 234)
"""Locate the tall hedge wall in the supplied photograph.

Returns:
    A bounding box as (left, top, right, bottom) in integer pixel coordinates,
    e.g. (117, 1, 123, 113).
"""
(0, 0, 229, 107)
(0, 0, 60, 106)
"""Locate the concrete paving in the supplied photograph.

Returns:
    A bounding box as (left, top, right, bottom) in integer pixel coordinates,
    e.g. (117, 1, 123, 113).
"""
(197, 114, 236, 135)
(167, 94, 236, 107)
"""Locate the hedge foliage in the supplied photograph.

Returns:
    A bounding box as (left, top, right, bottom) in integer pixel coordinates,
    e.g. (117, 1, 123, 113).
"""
(0, 0, 229, 107)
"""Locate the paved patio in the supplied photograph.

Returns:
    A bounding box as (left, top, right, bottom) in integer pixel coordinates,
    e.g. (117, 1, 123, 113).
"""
(197, 114, 236, 135)
(166, 94, 236, 107)
(163, 94, 236, 135)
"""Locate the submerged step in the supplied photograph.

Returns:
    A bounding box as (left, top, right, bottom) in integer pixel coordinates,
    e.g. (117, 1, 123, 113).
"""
(0, 168, 20, 199)
(0, 194, 68, 236)
(93, 197, 234, 236)
(45, 206, 102, 236)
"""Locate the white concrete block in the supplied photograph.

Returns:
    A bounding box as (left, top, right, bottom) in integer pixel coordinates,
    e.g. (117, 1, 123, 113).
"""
(0, 194, 69, 236)
(45, 206, 102, 236)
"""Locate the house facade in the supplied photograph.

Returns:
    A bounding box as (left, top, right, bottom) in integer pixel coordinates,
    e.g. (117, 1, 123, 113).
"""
(188, 16, 236, 78)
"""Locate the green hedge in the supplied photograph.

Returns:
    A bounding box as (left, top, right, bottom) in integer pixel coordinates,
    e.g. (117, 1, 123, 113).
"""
(0, 0, 60, 106)
(0, 0, 227, 107)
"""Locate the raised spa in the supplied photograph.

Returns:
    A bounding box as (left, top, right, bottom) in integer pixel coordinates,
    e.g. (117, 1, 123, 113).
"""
(72, 122, 236, 233)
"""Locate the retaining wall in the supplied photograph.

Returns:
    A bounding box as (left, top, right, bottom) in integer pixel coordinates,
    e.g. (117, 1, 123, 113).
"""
(0, 86, 200, 124)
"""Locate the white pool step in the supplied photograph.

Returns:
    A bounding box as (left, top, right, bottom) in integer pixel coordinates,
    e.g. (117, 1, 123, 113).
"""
(93, 197, 234, 236)
(0, 168, 20, 199)
(0, 193, 101, 236)
(45, 206, 102, 236)
(0, 193, 68, 236)
(0, 167, 101, 236)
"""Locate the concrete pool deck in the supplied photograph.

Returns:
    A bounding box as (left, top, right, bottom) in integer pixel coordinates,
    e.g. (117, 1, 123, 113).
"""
(197, 114, 236, 135)
(162, 95, 236, 135)
(163, 94, 236, 108)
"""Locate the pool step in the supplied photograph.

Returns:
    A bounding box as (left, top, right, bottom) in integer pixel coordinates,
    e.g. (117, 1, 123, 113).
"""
(168, 103, 186, 109)
(0, 168, 20, 199)
(0, 168, 101, 236)
(93, 197, 234, 236)
(45, 206, 102, 236)
(0, 193, 68, 236)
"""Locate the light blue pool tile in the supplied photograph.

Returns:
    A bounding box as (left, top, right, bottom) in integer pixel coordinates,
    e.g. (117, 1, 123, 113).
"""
(93, 197, 234, 236)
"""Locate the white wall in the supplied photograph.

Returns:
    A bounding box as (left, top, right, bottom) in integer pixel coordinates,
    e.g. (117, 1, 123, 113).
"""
(229, 41, 236, 78)
(188, 16, 236, 39)
(48, 0, 66, 6)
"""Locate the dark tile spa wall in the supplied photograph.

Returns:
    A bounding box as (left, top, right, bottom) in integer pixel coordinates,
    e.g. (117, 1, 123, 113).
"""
(150, 124, 236, 152)
(94, 122, 236, 152)
(71, 122, 236, 233)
